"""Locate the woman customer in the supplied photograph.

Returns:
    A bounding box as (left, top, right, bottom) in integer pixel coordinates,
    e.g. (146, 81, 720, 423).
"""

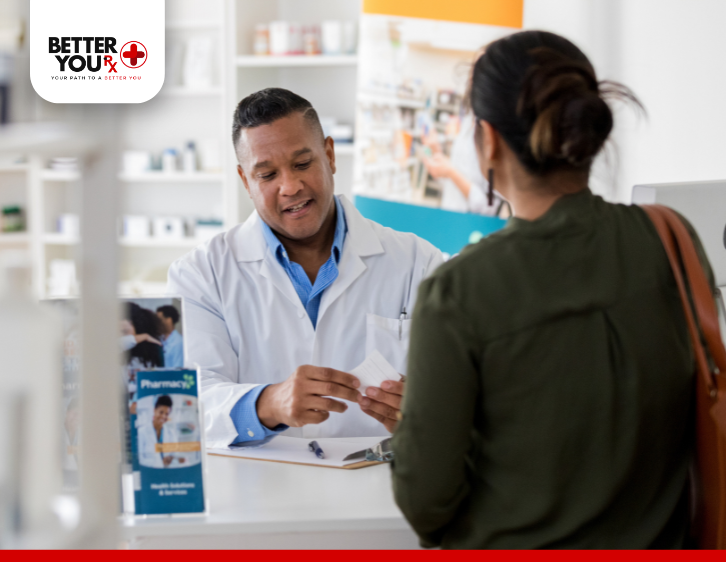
(122, 302, 165, 413)
(123, 302, 165, 369)
(391, 30, 714, 549)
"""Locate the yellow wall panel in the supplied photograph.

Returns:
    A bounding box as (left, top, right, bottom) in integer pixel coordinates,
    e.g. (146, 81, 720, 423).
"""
(362, 0, 523, 29)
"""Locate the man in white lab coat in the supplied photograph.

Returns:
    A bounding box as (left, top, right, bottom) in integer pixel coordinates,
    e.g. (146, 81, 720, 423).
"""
(168, 88, 443, 448)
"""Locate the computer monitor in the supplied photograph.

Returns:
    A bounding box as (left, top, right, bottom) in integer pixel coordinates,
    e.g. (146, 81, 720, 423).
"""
(632, 180, 726, 287)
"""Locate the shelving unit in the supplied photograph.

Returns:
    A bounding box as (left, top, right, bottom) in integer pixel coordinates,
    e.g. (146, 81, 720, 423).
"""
(0, 232, 30, 244)
(41, 235, 205, 248)
(158, 87, 224, 98)
(108, 0, 231, 295)
(40, 169, 81, 181)
(236, 54, 358, 68)
(43, 233, 78, 245)
(0, 163, 31, 255)
(118, 172, 225, 183)
(3, 0, 363, 298)
(229, 0, 361, 218)
(357, 92, 426, 109)
(0, 157, 78, 296)
(118, 238, 202, 248)
(166, 21, 223, 31)
(0, 163, 29, 173)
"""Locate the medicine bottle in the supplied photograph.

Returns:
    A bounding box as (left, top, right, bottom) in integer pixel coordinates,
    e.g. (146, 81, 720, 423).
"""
(2, 205, 24, 232)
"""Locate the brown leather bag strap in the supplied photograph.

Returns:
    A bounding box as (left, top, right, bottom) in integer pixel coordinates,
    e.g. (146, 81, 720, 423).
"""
(643, 204, 726, 549)
(657, 206, 726, 382)
(641, 205, 723, 395)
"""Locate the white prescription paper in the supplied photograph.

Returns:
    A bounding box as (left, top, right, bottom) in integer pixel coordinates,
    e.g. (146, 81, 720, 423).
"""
(351, 349, 400, 393)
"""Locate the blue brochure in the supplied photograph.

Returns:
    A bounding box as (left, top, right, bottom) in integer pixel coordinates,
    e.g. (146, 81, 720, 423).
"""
(132, 369, 205, 515)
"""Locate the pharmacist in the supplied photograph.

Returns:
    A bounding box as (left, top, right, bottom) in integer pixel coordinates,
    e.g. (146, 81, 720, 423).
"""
(424, 113, 505, 215)
(168, 88, 443, 448)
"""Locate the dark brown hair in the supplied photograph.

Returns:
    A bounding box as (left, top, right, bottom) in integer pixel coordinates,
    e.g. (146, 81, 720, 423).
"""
(125, 302, 164, 368)
(469, 30, 641, 175)
(232, 87, 324, 148)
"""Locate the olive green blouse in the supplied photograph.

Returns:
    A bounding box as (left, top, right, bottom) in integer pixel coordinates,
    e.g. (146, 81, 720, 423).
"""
(392, 189, 714, 549)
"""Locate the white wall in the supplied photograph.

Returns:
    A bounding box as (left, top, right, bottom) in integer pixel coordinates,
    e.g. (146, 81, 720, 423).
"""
(523, 0, 623, 201)
(524, 0, 726, 202)
(616, 0, 726, 201)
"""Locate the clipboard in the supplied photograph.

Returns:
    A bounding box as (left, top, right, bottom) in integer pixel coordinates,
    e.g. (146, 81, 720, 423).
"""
(208, 436, 387, 470)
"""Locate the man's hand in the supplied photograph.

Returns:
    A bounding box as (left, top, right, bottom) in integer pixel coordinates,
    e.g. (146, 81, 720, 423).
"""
(256, 366, 361, 429)
(358, 379, 404, 433)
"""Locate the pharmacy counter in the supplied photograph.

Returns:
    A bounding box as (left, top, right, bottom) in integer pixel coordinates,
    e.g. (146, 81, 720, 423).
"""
(121, 439, 420, 549)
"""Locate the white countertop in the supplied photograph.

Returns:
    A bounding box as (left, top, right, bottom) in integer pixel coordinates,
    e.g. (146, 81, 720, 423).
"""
(121, 439, 419, 549)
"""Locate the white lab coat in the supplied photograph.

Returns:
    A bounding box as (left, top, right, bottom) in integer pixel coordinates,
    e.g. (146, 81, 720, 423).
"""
(167, 195, 443, 448)
(138, 422, 179, 469)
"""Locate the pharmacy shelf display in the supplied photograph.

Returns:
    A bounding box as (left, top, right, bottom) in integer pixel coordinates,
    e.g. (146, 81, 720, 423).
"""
(229, 0, 361, 219)
(8, 0, 362, 298)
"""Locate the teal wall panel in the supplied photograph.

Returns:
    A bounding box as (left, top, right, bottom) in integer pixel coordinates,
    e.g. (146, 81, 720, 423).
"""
(354, 195, 506, 255)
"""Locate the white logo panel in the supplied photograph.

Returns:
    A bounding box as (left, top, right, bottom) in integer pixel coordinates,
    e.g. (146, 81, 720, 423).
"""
(30, 0, 165, 104)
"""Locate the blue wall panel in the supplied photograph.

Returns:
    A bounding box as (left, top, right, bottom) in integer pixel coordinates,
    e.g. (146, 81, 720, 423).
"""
(354, 195, 507, 255)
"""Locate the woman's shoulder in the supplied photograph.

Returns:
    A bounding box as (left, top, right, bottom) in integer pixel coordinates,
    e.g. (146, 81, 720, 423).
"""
(418, 228, 519, 309)
(430, 226, 526, 280)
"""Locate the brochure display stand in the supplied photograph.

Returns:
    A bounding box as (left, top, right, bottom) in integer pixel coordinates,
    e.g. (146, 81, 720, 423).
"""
(131, 369, 206, 515)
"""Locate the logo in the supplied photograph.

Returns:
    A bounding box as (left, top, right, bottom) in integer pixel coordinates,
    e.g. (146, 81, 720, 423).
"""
(30, 0, 165, 104)
(183, 373, 196, 389)
(121, 41, 148, 69)
(140, 375, 195, 391)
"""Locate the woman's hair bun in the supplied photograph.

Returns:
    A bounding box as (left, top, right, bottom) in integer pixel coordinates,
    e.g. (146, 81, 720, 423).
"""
(520, 47, 612, 167)
(468, 31, 642, 175)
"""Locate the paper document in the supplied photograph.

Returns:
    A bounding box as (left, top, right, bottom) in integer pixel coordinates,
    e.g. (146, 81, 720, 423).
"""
(351, 350, 400, 392)
(208, 436, 385, 469)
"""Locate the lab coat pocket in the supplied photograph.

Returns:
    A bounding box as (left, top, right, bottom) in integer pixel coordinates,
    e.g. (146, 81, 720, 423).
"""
(365, 313, 412, 375)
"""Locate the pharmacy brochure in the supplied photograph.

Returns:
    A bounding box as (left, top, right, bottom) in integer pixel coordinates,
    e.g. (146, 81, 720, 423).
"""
(131, 369, 205, 515)
(48, 296, 186, 494)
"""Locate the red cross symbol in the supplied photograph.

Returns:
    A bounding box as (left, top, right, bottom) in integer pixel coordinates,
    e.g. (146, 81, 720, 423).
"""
(120, 41, 148, 69)
(123, 44, 144, 66)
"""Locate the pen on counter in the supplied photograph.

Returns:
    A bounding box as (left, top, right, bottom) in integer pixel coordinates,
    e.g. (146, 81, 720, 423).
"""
(308, 440, 325, 459)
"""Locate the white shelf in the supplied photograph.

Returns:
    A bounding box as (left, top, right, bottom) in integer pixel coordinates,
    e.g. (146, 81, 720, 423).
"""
(118, 281, 170, 296)
(236, 55, 358, 68)
(166, 21, 222, 31)
(159, 86, 224, 98)
(119, 172, 225, 183)
(44, 233, 78, 245)
(119, 238, 201, 248)
(40, 169, 81, 182)
(0, 163, 29, 173)
(357, 92, 426, 109)
(43, 234, 203, 248)
(0, 232, 30, 244)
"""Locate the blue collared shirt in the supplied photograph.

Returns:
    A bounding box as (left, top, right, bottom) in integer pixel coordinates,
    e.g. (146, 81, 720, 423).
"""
(229, 196, 348, 445)
(260, 195, 347, 329)
(162, 329, 184, 368)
